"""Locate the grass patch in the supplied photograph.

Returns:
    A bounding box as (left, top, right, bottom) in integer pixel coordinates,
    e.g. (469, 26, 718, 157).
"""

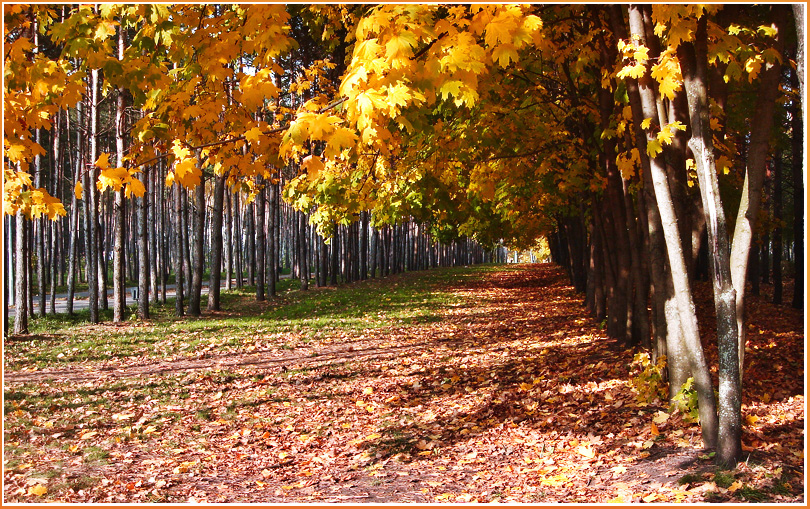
(738, 485, 769, 502)
(713, 470, 736, 488)
(6, 266, 492, 372)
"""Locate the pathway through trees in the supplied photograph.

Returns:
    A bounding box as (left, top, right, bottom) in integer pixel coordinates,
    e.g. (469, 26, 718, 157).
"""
(3, 265, 804, 503)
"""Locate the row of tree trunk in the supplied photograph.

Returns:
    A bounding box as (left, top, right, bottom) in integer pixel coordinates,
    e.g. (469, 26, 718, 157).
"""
(547, 4, 804, 469)
(6, 152, 500, 328)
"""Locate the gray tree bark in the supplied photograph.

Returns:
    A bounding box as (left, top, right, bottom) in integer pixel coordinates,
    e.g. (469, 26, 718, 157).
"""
(628, 4, 718, 449)
(728, 6, 786, 385)
(13, 210, 29, 335)
(677, 15, 740, 467)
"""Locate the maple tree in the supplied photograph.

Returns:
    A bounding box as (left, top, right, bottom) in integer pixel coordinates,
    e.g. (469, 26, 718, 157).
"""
(3, 3, 804, 472)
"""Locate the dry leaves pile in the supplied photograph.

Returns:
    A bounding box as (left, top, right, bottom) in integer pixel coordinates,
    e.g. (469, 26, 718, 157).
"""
(3, 264, 804, 502)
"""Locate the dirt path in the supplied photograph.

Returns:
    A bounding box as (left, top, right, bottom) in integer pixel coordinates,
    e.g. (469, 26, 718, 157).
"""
(4, 265, 804, 503)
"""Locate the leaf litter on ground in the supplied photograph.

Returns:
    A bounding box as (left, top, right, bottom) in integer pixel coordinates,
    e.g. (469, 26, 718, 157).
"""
(3, 264, 804, 503)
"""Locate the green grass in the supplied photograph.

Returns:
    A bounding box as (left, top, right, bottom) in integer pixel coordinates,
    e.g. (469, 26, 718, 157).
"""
(6, 266, 497, 371)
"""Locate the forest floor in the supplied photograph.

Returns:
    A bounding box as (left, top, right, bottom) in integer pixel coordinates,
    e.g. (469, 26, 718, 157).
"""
(3, 264, 805, 503)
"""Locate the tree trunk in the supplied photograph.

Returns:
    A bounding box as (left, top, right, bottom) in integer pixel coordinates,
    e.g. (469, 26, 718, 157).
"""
(299, 211, 309, 290)
(208, 175, 226, 311)
(628, 4, 718, 450)
(224, 189, 233, 290)
(772, 153, 783, 305)
(49, 110, 63, 315)
(728, 6, 786, 387)
(66, 103, 81, 315)
(233, 191, 243, 288)
(5, 217, 12, 335)
(330, 222, 339, 285)
(113, 33, 126, 322)
(256, 182, 266, 301)
(370, 225, 378, 279)
(188, 177, 205, 316)
(268, 179, 277, 297)
(174, 183, 184, 317)
(13, 210, 29, 335)
(86, 69, 100, 323)
(678, 15, 742, 467)
(789, 64, 804, 310)
(137, 168, 149, 319)
(247, 191, 256, 287)
(360, 211, 369, 279)
(149, 166, 159, 304)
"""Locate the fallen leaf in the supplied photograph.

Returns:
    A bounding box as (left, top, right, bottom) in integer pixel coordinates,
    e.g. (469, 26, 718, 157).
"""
(27, 484, 47, 497)
(576, 444, 596, 458)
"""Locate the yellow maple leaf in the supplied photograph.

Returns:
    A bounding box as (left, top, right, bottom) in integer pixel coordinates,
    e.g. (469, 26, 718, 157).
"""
(97, 167, 129, 192)
(309, 113, 341, 140)
(125, 177, 146, 198)
(28, 484, 47, 497)
(171, 139, 191, 161)
(301, 155, 324, 182)
(484, 10, 518, 47)
(385, 32, 418, 60)
(324, 127, 358, 159)
(74, 181, 84, 200)
(646, 138, 663, 158)
(492, 43, 519, 68)
(744, 55, 763, 82)
(174, 159, 201, 187)
(94, 152, 111, 170)
(4, 141, 28, 162)
(386, 82, 412, 111)
(245, 126, 264, 145)
(653, 411, 670, 425)
(617, 62, 646, 80)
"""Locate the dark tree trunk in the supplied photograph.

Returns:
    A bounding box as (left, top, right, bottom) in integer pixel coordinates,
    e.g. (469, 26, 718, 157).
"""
(224, 190, 233, 290)
(370, 226, 378, 279)
(66, 103, 82, 315)
(790, 65, 804, 310)
(247, 191, 256, 287)
(268, 180, 277, 297)
(773, 153, 783, 304)
(137, 170, 149, 319)
(256, 183, 266, 301)
(174, 183, 184, 317)
(208, 175, 226, 311)
(188, 178, 205, 316)
(330, 224, 339, 285)
(360, 211, 369, 279)
(299, 211, 308, 290)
